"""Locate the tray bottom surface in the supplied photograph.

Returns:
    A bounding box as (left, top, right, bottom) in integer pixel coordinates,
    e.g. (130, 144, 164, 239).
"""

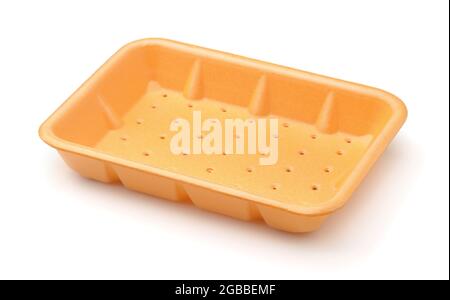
(95, 84, 372, 207)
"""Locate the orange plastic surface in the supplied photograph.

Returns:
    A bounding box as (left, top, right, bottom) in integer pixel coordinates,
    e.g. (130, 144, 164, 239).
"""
(39, 39, 407, 233)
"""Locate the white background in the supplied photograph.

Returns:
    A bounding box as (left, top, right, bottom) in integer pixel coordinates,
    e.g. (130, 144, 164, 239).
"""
(0, 0, 448, 280)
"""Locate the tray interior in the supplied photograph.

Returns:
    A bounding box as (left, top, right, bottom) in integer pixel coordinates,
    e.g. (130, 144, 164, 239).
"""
(50, 42, 394, 207)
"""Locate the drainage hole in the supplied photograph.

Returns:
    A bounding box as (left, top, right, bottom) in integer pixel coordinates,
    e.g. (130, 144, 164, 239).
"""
(298, 150, 306, 156)
(246, 167, 254, 173)
(136, 119, 144, 125)
(143, 152, 150, 157)
(221, 108, 227, 113)
(206, 168, 214, 174)
(160, 135, 167, 140)
(272, 184, 280, 191)
(120, 136, 128, 141)
(285, 167, 294, 173)
(345, 138, 352, 144)
(260, 150, 270, 156)
(324, 167, 332, 173)
(311, 184, 319, 191)
(311, 134, 318, 139)
(336, 150, 344, 156)
(162, 94, 168, 98)
(283, 123, 290, 128)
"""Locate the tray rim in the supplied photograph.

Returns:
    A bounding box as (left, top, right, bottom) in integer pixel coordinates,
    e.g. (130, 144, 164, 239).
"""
(39, 38, 408, 217)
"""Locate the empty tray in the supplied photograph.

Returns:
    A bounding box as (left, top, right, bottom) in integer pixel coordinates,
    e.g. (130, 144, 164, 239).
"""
(39, 38, 407, 232)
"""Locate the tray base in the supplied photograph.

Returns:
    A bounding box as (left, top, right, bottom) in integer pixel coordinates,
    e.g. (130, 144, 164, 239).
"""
(95, 83, 372, 208)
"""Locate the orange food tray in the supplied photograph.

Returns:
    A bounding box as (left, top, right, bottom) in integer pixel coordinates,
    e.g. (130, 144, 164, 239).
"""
(39, 39, 407, 232)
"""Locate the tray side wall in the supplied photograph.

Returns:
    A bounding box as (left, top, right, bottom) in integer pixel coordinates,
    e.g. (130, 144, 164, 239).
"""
(146, 42, 395, 137)
(58, 150, 327, 233)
